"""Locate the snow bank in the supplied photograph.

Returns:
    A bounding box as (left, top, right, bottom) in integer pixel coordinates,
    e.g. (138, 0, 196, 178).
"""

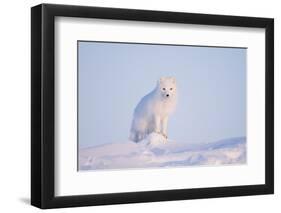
(79, 133, 246, 171)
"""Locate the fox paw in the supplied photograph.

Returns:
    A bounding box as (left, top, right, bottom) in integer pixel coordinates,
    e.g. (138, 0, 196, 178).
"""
(162, 133, 168, 139)
(155, 131, 168, 139)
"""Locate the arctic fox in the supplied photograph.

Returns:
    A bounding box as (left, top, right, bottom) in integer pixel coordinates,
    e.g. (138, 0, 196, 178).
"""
(129, 77, 177, 143)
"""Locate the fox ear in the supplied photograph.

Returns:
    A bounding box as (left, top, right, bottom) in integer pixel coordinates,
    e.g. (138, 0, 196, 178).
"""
(158, 77, 164, 84)
(170, 77, 176, 84)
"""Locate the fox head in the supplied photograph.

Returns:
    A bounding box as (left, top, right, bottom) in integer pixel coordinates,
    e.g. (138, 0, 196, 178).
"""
(157, 77, 177, 99)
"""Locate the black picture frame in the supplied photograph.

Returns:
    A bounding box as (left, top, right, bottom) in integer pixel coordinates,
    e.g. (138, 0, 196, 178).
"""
(31, 3, 274, 209)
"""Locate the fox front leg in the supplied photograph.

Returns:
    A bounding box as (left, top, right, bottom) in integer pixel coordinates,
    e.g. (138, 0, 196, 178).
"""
(154, 115, 161, 134)
(162, 116, 168, 139)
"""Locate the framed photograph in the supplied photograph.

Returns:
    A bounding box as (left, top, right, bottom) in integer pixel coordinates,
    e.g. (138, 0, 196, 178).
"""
(31, 3, 274, 209)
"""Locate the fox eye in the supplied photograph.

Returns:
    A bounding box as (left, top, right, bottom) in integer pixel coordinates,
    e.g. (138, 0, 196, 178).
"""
(162, 88, 166, 90)
(170, 88, 173, 90)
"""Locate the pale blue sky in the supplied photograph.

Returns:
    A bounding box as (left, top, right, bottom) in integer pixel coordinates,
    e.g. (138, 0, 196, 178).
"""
(78, 41, 246, 148)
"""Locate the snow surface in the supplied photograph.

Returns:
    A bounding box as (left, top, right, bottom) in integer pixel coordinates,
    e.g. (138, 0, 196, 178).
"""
(79, 133, 246, 171)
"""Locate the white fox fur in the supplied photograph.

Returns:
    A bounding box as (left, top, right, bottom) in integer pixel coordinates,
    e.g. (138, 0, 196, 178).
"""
(129, 77, 177, 142)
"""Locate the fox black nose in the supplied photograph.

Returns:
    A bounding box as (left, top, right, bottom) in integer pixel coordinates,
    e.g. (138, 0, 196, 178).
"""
(166, 94, 169, 97)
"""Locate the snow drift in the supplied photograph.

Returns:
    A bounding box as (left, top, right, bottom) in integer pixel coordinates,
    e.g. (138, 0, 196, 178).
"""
(79, 133, 246, 171)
